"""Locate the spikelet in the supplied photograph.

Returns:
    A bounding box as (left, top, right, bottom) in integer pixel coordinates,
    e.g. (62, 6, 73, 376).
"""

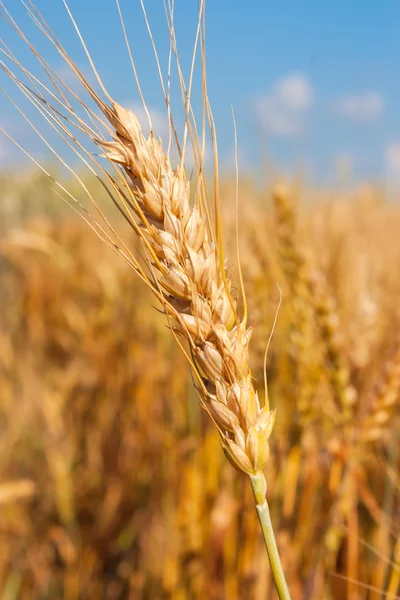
(359, 340, 400, 444)
(98, 102, 274, 475)
(308, 269, 357, 424)
(273, 185, 319, 424)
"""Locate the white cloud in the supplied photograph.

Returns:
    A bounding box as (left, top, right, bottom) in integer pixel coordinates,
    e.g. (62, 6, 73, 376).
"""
(333, 92, 384, 123)
(273, 74, 314, 111)
(385, 143, 400, 173)
(54, 62, 97, 93)
(254, 73, 314, 137)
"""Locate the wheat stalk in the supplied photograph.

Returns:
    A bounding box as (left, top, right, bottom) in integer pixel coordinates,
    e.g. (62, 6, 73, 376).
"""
(0, 1, 291, 597)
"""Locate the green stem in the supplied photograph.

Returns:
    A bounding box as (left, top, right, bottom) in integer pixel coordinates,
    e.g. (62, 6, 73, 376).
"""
(249, 473, 291, 600)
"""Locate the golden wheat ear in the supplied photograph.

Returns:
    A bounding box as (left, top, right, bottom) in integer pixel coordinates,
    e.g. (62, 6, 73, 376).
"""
(0, 1, 291, 597)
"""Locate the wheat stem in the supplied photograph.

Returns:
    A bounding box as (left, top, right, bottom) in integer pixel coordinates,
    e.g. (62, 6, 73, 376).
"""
(250, 473, 291, 600)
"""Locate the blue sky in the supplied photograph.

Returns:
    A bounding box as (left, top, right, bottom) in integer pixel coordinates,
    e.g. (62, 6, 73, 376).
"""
(1, 0, 400, 183)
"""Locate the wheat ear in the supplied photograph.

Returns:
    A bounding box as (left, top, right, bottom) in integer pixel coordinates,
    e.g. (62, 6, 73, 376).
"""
(101, 101, 290, 599)
(0, 2, 290, 596)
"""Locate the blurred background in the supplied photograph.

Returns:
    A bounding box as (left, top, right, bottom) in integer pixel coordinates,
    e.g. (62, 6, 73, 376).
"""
(1, 1, 400, 599)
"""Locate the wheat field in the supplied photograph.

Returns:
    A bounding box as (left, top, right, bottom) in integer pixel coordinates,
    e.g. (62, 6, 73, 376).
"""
(1, 171, 400, 599)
